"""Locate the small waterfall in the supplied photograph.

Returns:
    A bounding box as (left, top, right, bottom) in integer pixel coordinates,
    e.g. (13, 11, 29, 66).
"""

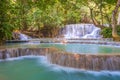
(0, 48, 49, 59)
(19, 33, 29, 40)
(12, 31, 31, 40)
(82, 28, 101, 38)
(62, 24, 101, 39)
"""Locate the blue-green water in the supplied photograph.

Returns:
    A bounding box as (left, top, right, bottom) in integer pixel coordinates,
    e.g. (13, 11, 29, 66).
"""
(0, 56, 120, 80)
(1, 43, 120, 80)
(3, 43, 120, 54)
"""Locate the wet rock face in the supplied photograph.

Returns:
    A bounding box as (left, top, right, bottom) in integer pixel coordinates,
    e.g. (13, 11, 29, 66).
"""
(0, 48, 120, 71)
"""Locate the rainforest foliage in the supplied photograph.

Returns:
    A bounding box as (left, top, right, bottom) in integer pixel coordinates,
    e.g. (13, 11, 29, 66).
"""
(0, 0, 119, 43)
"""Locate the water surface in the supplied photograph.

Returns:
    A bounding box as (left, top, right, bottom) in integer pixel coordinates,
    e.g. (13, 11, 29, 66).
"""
(3, 43, 120, 54)
(0, 56, 119, 80)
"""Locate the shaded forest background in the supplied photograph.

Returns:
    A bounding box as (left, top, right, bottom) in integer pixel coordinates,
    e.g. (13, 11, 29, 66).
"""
(0, 0, 120, 44)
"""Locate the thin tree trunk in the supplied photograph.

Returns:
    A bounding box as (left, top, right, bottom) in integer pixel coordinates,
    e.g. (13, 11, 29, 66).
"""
(90, 8, 96, 25)
(117, 12, 120, 25)
(105, 14, 112, 27)
(112, 0, 120, 41)
(89, 8, 102, 28)
(100, 0, 103, 26)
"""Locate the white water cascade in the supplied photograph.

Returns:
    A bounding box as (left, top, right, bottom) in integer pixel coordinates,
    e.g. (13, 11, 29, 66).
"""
(62, 24, 101, 39)
(12, 31, 31, 40)
(19, 33, 29, 40)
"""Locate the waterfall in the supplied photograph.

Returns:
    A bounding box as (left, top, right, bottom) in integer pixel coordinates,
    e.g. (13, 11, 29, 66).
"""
(19, 33, 29, 40)
(46, 51, 120, 71)
(82, 28, 101, 38)
(0, 48, 49, 59)
(0, 48, 120, 71)
(12, 31, 31, 40)
(62, 24, 101, 39)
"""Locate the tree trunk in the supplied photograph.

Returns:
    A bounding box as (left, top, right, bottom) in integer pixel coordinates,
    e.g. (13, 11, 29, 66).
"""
(100, 0, 103, 26)
(117, 12, 120, 25)
(112, 0, 120, 41)
(89, 8, 103, 29)
(90, 8, 97, 25)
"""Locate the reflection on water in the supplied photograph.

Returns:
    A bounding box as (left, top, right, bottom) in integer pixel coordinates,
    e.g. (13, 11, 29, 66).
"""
(0, 56, 120, 80)
(2, 43, 120, 54)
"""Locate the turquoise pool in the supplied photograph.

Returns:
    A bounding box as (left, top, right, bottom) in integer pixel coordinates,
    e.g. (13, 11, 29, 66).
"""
(0, 42, 120, 80)
(0, 56, 119, 80)
(3, 43, 120, 54)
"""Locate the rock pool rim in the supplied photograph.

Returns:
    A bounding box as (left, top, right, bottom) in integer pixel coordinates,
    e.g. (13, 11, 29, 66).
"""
(0, 47, 120, 55)
(6, 40, 29, 43)
(6, 38, 120, 46)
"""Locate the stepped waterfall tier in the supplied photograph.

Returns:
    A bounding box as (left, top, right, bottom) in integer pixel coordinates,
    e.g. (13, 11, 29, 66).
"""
(47, 52, 120, 71)
(0, 48, 49, 59)
(0, 48, 120, 71)
(60, 24, 101, 39)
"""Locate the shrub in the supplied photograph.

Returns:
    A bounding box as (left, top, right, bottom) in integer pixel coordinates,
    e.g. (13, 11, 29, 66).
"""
(101, 27, 112, 38)
(101, 25, 120, 38)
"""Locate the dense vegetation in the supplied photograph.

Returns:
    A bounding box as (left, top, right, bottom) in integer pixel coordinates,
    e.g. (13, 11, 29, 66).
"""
(0, 0, 120, 44)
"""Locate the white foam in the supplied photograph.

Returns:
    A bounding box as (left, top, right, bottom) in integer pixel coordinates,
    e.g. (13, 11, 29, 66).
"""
(0, 55, 46, 62)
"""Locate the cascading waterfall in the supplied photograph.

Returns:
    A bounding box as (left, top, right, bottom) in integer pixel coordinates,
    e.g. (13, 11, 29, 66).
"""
(0, 48, 49, 59)
(46, 51, 120, 71)
(0, 48, 120, 71)
(61, 24, 101, 39)
(12, 31, 30, 40)
(19, 33, 29, 40)
(82, 28, 101, 38)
